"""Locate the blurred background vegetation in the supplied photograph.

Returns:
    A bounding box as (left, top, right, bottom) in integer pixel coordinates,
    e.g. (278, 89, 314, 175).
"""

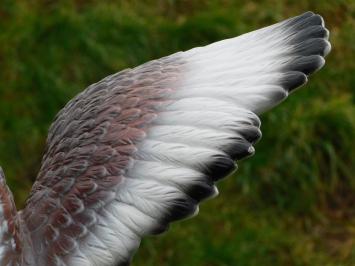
(0, 0, 354, 265)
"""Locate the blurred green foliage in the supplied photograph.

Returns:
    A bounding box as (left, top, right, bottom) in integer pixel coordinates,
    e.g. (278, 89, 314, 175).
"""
(0, 0, 354, 265)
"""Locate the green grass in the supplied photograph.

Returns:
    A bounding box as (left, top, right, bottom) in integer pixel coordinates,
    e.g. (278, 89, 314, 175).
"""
(0, 1, 354, 265)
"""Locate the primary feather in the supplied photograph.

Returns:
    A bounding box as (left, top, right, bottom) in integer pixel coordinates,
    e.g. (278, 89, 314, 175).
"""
(0, 12, 330, 266)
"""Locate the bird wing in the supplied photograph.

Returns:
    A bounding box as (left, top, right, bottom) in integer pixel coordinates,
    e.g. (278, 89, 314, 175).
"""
(20, 12, 330, 266)
(0, 167, 21, 265)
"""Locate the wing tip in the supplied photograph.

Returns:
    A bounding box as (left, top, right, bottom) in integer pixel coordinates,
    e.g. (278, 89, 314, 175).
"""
(285, 11, 325, 30)
(290, 11, 331, 56)
(279, 12, 330, 92)
(284, 11, 330, 60)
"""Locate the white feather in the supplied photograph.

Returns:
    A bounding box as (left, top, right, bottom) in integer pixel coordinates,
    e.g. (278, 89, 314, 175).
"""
(137, 139, 228, 171)
(156, 111, 258, 133)
(116, 178, 187, 218)
(149, 125, 240, 148)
